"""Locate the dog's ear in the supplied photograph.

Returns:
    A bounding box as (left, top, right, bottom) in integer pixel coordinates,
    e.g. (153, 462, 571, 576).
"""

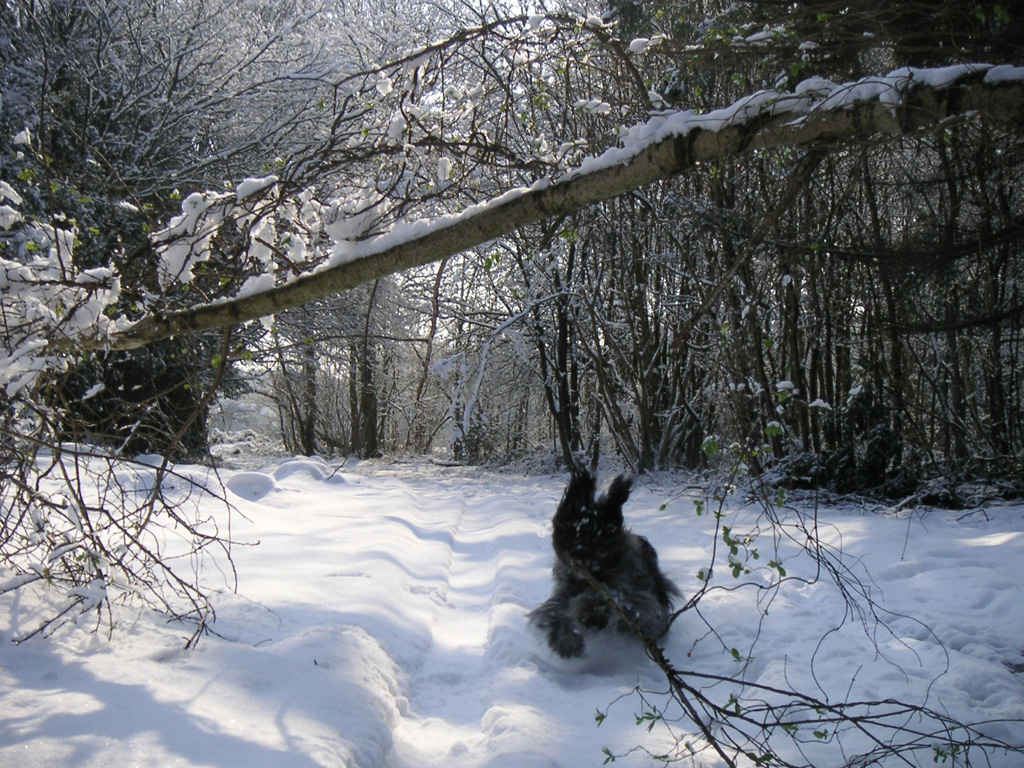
(603, 475, 632, 508)
(557, 468, 598, 524)
(594, 474, 631, 526)
(560, 471, 596, 509)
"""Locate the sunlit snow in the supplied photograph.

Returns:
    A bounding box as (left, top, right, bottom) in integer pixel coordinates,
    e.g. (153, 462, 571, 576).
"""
(1, 458, 1022, 767)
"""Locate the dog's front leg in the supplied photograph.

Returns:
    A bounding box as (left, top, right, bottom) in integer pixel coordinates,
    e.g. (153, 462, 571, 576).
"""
(617, 592, 670, 638)
(530, 595, 586, 658)
(529, 564, 591, 658)
(572, 590, 611, 630)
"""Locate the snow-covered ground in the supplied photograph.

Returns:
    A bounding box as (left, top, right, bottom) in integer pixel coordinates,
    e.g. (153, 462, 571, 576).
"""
(2, 457, 1023, 767)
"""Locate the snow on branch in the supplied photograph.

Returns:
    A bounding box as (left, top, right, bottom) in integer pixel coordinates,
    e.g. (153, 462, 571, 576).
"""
(78, 64, 1024, 351)
(0, 209, 126, 395)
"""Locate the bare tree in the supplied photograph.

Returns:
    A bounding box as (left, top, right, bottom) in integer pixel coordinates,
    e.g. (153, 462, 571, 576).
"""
(3, 0, 1024, 667)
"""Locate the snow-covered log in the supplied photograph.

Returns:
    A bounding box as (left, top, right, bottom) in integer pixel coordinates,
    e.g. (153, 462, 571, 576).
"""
(108, 65, 1024, 350)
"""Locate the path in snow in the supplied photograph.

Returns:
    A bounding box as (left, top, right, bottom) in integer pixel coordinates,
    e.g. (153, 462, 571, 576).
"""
(218, 459, 677, 768)
(2, 458, 1023, 768)
(357, 464, 673, 768)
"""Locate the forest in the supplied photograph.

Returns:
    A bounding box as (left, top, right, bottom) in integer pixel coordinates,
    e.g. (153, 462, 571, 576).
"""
(3, 0, 1023, 487)
(1, 0, 1022, 603)
(2, 2, 1024, 765)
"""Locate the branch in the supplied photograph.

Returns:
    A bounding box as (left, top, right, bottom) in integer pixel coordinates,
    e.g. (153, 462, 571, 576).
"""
(106, 66, 1024, 351)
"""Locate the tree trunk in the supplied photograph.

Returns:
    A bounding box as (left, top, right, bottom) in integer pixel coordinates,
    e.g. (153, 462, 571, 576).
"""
(104, 72, 1024, 351)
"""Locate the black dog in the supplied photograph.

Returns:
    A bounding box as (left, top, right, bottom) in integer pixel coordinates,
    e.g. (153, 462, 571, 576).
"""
(529, 472, 680, 658)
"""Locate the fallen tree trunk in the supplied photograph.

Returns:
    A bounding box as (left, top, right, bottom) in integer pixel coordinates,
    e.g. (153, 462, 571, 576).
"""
(108, 66, 1024, 350)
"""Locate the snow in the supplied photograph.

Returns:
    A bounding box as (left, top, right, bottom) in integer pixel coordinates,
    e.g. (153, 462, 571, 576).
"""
(0, 180, 24, 205)
(81, 382, 106, 400)
(986, 64, 1024, 83)
(0, 204, 21, 229)
(628, 37, 650, 54)
(236, 272, 277, 299)
(235, 176, 279, 201)
(387, 113, 407, 141)
(574, 98, 613, 115)
(155, 191, 230, 287)
(2, 458, 1023, 767)
(436, 156, 453, 183)
(321, 180, 549, 270)
(571, 63, 1023, 185)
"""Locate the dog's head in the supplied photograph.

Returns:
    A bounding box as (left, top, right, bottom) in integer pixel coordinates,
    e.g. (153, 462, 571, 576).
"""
(552, 472, 632, 573)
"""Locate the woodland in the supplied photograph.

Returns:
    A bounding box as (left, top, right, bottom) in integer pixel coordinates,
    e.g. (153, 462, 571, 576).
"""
(1, 0, 1022, 593)
(1, 0, 1023, 595)
(3, 3, 1024, 766)
(2, 0, 1023, 483)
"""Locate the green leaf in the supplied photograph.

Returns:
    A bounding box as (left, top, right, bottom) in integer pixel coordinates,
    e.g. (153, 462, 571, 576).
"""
(775, 487, 787, 507)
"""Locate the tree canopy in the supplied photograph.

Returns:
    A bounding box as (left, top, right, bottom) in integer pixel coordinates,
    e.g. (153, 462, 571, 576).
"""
(3, 1, 1023, 473)
(98, 64, 1024, 350)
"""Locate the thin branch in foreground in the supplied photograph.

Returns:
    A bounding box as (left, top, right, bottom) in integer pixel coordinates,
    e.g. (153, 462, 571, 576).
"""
(571, 531, 1024, 768)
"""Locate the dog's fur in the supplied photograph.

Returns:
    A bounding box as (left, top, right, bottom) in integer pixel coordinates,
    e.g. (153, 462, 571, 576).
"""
(529, 472, 681, 658)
